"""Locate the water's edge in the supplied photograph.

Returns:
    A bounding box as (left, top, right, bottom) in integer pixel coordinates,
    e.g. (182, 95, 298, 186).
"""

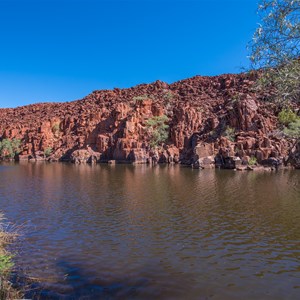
(0, 163, 299, 299)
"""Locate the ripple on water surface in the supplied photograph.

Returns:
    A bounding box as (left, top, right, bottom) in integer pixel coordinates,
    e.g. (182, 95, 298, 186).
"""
(0, 163, 300, 299)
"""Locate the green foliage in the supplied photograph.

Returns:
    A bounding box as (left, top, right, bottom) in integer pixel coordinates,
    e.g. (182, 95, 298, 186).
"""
(133, 95, 151, 102)
(278, 108, 299, 125)
(256, 60, 300, 103)
(229, 94, 241, 104)
(222, 126, 236, 142)
(248, 156, 257, 166)
(250, 0, 300, 68)
(52, 123, 60, 134)
(0, 254, 13, 275)
(146, 115, 168, 126)
(44, 147, 53, 157)
(283, 119, 300, 138)
(146, 115, 169, 147)
(0, 140, 12, 158)
(277, 107, 300, 139)
(163, 91, 174, 100)
(0, 138, 21, 158)
(11, 139, 21, 154)
(249, 0, 300, 104)
(0, 214, 20, 299)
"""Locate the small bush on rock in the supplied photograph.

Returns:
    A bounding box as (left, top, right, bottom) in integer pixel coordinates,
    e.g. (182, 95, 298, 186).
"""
(44, 147, 53, 157)
(133, 95, 151, 102)
(223, 126, 236, 142)
(0, 138, 21, 158)
(146, 115, 169, 147)
(248, 156, 257, 166)
(278, 108, 298, 126)
(284, 119, 300, 139)
(52, 123, 60, 134)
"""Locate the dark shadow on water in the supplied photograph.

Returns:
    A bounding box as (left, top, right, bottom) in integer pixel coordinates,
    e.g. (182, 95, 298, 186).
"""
(22, 261, 146, 299)
(21, 260, 191, 300)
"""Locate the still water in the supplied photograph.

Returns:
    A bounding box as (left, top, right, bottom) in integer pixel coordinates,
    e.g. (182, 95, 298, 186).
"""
(0, 163, 300, 299)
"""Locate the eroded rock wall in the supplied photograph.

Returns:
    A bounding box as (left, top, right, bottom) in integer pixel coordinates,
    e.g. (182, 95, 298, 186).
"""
(0, 73, 298, 167)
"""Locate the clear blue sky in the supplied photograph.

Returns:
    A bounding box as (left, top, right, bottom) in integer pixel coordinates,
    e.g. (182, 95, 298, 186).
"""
(0, 0, 259, 108)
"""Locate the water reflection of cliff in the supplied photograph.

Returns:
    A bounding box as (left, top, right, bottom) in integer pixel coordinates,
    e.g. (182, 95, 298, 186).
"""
(0, 163, 300, 299)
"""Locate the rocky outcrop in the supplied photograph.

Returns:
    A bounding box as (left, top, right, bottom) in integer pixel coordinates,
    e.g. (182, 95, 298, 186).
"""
(288, 140, 300, 169)
(0, 73, 299, 168)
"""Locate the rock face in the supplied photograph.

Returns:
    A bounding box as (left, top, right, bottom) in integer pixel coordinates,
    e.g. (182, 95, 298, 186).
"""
(0, 73, 299, 167)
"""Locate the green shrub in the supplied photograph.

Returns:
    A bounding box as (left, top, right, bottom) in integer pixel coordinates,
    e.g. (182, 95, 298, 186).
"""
(133, 95, 150, 102)
(11, 139, 21, 153)
(248, 156, 257, 166)
(44, 147, 53, 157)
(0, 254, 13, 275)
(52, 123, 60, 134)
(283, 119, 300, 139)
(0, 138, 21, 158)
(163, 91, 174, 100)
(278, 108, 298, 126)
(223, 126, 236, 142)
(0, 212, 21, 299)
(146, 115, 169, 147)
(231, 94, 241, 103)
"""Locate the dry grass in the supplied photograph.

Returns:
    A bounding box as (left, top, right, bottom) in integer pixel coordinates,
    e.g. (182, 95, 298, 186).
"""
(0, 213, 22, 300)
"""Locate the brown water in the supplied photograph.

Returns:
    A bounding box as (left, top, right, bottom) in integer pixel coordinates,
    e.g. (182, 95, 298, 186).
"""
(0, 163, 300, 299)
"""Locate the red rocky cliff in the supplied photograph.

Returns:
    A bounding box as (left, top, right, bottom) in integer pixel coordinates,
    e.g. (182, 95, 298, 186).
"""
(0, 73, 299, 168)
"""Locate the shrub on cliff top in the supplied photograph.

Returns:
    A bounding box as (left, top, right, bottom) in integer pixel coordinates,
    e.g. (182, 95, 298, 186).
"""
(133, 95, 153, 102)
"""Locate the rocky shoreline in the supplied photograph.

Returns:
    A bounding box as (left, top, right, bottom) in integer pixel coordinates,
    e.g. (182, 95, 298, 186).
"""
(0, 72, 299, 169)
(1, 157, 296, 172)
